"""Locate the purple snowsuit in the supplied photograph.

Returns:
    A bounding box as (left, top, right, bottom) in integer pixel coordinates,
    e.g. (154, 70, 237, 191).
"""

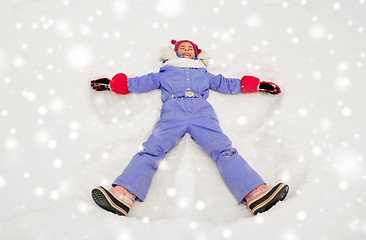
(112, 58, 265, 204)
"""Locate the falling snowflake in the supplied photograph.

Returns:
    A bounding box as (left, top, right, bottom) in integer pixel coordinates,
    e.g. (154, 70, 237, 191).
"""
(342, 107, 352, 117)
(237, 116, 247, 125)
(247, 15, 261, 28)
(4, 138, 18, 150)
(50, 190, 60, 200)
(297, 210, 307, 221)
(195, 201, 206, 210)
(156, 0, 182, 17)
(312, 146, 322, 156)
(66, 44, 93, 70)
(0, 176, 6, 188)
(222, 229, 232, 239)
(298, 108, 308, 117)
(167, 187, 177, 197)
(312, 71, 322, 80)
(53, 159, 63, 169)
(35, 187, 45, 197)
(309, 25, 326, 40)
(339, 180, 348, 190)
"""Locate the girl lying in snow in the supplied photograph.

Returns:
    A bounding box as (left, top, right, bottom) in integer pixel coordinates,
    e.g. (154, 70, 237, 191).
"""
(90, 39, 289, 216)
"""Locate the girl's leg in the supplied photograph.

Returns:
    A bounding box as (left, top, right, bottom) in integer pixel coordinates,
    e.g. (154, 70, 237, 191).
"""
(189, 115, 265, 204)
(189, 101, 289, 213)
(112, 111, 188, 201)
(92, 105, 188, 215)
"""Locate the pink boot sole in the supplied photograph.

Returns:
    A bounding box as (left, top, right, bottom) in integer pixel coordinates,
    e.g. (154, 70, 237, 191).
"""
(91, 186, 130, 216)
(247, 183, 289, 215)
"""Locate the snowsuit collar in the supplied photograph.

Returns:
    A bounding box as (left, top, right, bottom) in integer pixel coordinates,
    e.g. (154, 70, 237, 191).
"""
(159, 47, 208, 69)
(163, 58, 206, 69)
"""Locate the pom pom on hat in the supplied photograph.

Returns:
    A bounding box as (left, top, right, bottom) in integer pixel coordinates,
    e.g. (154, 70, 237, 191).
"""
(171, 39, 202, 56)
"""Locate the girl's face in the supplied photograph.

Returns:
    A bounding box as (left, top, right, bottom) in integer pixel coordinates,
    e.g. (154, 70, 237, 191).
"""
(177, 42, 195, 59)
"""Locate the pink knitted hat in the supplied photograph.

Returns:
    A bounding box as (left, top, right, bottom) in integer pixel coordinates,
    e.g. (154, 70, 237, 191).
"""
(171, 39, 202, 56)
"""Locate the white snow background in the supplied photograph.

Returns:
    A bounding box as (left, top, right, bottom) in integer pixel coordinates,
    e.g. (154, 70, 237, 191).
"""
(1, 0, 365, 239)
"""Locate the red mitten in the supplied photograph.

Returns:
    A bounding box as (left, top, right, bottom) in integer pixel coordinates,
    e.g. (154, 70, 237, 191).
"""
(259, 81, 281, 95)
(110, 73, 129, 94)
(240, 75, 260, 93)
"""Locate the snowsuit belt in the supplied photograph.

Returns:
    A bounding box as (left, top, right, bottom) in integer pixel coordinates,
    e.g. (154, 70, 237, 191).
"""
(169, 91, 204, 99)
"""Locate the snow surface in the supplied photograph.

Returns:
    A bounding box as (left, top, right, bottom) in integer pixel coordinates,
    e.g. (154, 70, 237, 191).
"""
(1, 0, 366, 239)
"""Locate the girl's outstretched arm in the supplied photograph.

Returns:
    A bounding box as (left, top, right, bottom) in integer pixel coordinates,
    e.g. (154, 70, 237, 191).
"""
(90, 72, 162, 94)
